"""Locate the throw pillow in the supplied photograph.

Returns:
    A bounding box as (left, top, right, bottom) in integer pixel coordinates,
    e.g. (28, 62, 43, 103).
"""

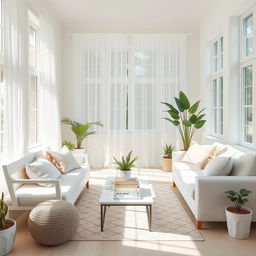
(201, 148, 220, 169)
(43, 150, 64, 174)
(203, 156, 233, 176)
(48, 147, 80, 174)
(26, 158, 61, 187)
(181, 141, 216, 168)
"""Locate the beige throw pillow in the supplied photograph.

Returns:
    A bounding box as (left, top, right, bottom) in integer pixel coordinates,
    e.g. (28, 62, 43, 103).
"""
(26, 158, 61, 187)
(48, 147, 81, 174)
(181, 142, 216, 168)
(201, 148, 221, 169)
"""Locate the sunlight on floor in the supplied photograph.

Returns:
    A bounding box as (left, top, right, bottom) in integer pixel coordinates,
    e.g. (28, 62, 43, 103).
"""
(122, 240, 201, 256)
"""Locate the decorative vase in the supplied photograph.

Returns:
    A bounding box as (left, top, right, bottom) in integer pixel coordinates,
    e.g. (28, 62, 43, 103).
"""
(225, 206, 252, 239)
(120, 170, 131, 180)
(0, 219, 16, 256)
(162, 158, 172, 172)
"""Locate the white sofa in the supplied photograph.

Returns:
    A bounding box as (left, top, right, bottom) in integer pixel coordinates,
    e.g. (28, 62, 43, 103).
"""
(172, 144, 256, 229)
(2, 151, 90, 210)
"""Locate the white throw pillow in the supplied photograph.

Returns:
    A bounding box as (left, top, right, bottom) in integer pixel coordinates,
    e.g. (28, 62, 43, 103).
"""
(203, 156, 233, 176)
(26, 158, 61, 187)
(182, 142, 216, 168)
(49, 147, 80, 173)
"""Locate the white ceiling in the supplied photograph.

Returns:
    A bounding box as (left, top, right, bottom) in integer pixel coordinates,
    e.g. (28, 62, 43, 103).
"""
(41, 0, 212, 26)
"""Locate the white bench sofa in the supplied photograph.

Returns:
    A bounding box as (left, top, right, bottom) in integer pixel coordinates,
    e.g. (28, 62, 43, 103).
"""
(2, 151, 90, 210)
(172, 144, 256, 229)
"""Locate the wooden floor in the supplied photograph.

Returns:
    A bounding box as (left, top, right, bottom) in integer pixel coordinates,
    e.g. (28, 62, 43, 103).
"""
(9, 170, 256, 256)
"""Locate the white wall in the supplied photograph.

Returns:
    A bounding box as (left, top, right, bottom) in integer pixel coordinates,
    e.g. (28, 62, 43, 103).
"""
(61, 24, 202, 144)
(200, 0, 256, 146)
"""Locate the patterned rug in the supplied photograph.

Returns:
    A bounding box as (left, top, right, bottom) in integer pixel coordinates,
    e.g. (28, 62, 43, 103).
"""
(72, 169, 204, 241)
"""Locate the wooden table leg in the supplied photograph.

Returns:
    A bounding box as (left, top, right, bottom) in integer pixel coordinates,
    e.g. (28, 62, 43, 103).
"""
(146, 205, 152, 231)
(101, 205, 107, 232)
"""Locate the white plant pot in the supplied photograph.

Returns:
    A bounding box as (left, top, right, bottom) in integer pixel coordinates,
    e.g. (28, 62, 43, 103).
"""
(0, 219, 16, 256)
(225, 206, 252, 239)
(73, 148, 85, 154)
(120, 170, 131, 180)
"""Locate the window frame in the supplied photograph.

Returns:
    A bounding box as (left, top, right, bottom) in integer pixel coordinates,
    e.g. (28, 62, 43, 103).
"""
(239, 7, 256, 149)
(28, 11, 40, 147)
(210, 35, 224, 138)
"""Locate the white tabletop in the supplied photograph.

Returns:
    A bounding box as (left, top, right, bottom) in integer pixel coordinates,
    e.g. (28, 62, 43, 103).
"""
(99, 177, 154, 205)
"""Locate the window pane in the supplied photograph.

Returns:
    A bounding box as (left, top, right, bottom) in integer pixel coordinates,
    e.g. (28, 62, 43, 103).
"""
(213, 41, 218, 56)
(0, 64, 4, 152)
(243, 14, 253, 36)
(134, 51, 155, 77)
(29, 26, 36, 67)
(243, 14, 253, 57)
(219, 77, 223, 107)
(29, 76, 38, 145)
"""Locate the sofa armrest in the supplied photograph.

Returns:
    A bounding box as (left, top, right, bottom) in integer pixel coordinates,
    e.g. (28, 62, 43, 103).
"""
(9, 178, 62, 206)
(172, 151, 186, 163)
(195, 176, 256, 221)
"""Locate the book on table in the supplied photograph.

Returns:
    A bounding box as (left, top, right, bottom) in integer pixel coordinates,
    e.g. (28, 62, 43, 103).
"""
(114, 178, 140, 199)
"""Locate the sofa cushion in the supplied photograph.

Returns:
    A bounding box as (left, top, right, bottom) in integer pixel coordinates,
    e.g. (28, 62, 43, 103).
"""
(173, 162, 201, 200)
(181, 142, 216, 168)
(11, 167, 89, 206)
(26, 158, 61, 187)
(219, 146, 256, 176)
(203, 156, 233, 176)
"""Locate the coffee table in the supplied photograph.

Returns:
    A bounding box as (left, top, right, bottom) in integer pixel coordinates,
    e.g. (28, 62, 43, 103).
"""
(99, 177, 154, 232)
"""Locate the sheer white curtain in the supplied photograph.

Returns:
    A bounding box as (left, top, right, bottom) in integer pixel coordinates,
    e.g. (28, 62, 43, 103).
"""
(72, 34, 186, 167)
(38, 14, 61, 150)
(129, 35, 186, 166)
(3, 0, 28, 162)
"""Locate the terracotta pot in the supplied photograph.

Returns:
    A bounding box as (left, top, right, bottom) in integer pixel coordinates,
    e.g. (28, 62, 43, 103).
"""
(162, 158, 172, 172)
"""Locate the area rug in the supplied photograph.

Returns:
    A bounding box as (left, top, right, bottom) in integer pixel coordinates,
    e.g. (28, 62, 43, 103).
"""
(72, 169, 204, 241)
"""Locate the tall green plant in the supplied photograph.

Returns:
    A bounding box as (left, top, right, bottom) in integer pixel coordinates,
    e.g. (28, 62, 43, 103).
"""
(161, 91, 206, 151)
(0, 192, 8, 228)
(61, 118, 103, 149)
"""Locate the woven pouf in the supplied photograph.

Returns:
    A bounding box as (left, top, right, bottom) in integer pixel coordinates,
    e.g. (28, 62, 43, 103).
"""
(28, 200, 79, 246)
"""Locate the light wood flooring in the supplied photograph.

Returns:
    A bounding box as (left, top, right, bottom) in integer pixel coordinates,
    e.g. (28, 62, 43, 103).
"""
(8, 169, 256, 256)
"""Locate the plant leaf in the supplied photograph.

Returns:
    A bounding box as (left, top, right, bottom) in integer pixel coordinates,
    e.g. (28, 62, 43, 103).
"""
(189, 101, 200, 114)
(182, 120, 192, 127)
(194, 120, 206, 129)
(168, 110, 180, 120)
(189, 114, 197, 124)
(175, 97, 184, 112)
(179, 91, 190, 110)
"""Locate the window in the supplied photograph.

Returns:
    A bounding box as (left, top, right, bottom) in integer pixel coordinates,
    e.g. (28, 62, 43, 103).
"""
(211, 36, 224, 137)
(240, 9, 256, 147)
(28, 10, 39, 146)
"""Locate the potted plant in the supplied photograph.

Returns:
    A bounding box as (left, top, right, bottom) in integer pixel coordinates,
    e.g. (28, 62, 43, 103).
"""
(161, 91, 206, 151)
(162, 144, 175, 172)
(61, 117, 103, 154)
(225, 189, 252, 239)
(62, 140, 75, 151)
(0, 192, 16, 255)
(113, 151, 138, 180)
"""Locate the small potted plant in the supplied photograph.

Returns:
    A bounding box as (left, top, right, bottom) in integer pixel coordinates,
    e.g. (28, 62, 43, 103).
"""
(162, 144, 175, 172)
(62, 140, 75, 151)
(225, 189, 252, 239)
(61, 118, 103, 154)
(113, 151, 138, 180)
(0, 192, 16, 255)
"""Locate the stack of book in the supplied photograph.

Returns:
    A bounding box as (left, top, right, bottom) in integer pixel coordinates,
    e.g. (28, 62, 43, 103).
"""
(114, 178, 140, 199)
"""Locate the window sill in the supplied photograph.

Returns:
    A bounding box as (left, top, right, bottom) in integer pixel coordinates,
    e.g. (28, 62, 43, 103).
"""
(204, 135, 224, 143)
(234, 144, 256, 154)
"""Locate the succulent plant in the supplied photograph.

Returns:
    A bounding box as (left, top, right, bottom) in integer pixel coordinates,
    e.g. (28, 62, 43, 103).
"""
(113, 151, 138, 171)
(0, 192, 8, 228)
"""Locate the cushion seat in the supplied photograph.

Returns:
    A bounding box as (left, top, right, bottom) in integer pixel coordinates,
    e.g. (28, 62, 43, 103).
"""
(173, 162, 202, 200)
(8, 167, 89, 206)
